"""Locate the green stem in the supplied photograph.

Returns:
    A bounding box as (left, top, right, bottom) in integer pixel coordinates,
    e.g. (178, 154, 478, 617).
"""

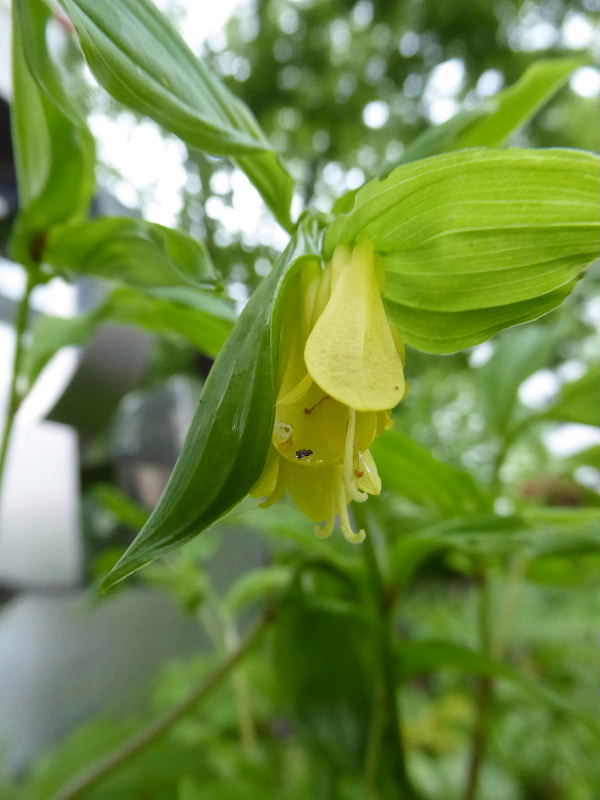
(0, 271, 36, 504)
(357, 510, 417, 800)
(464, 566, 493, 800)
(49, 610, 274, 800)
(202, 590, 259, 759)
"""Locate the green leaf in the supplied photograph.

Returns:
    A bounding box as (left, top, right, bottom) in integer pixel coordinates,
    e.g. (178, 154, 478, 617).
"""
(23, 310, 103, 388)
(11, 0, 96, 266)
(333, 58, 584, 216)
(326, 149, 599, 354)
(385, 283, 575, 354)
(24, 286, 234, 388)
(372, 429, 491, 518)
(92, 483, 150, 530)
(478, 323, 562, 436)
(45, 218, 217, 288)
(389, 510, 600, 586)
(398, 58, 585, 165)
(542, 366, 600, 427)
(389, 514, 527, 586)
(102, 217, 323, 590)
(225, 566, 292, 615)
(454, 58, 586, 148)
(58, 0, 294, 231)
(105, 287, 234, 357)
(273, 591, 373, 771)
(396, 639, 597, 727)
(397, 639, 518, 682)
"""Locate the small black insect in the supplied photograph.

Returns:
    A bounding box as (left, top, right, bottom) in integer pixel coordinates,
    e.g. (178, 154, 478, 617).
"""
(295, 449, 314, 459)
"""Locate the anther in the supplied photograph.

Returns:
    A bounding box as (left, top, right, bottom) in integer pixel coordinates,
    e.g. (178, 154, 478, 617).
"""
(304, 395, 330, 415)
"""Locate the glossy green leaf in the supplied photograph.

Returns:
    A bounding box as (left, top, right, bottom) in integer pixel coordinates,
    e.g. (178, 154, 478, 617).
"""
(372, 429, 491, 518)
(45, 218, 217, 288)
(326, 149, 599, 353)
(102, 219, 322, 590)
(11, 0, 96, 266)
(542, 366, 600, 427)
(58, 0, 294, 231)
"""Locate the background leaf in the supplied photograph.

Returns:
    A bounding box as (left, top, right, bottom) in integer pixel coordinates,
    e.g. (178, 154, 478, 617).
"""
(541, 366, 600, 427)
(45, 218, 217, 288)
(397, 58, 585, 165)
(58, 0, 294, 231)
(477, 323, 562, 436)
(372, 429, 490, 518)
(333, 58, 584, 214)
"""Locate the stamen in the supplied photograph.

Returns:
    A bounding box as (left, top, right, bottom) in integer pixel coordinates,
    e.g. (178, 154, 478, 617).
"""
(344, 409, 368, 503)
(335, 470, 365, 544)
(303, 395, 330, 415)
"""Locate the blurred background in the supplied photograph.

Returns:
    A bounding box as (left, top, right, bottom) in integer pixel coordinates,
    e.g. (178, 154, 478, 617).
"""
(0, 0, 599, 798)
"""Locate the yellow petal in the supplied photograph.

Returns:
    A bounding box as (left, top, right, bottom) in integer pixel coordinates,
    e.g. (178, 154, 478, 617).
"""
(251, 446, 280, 499)
(285, 462, 337, 522)
(304, 240, 405, 412)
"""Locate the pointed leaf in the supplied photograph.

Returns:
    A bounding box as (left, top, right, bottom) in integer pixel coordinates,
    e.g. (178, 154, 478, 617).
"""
(58, 0, 294, 230)
(102, 219, 322, 589)
(399, 58, 586, 164)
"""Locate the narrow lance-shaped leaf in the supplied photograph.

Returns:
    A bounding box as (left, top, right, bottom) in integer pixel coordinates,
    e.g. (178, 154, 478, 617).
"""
(399, 58, 586, 164)
(58, 0, 294, 231)
(326, 148, 599, 354)
(102, 218, 323, 590)
(11, 0, 95, 267)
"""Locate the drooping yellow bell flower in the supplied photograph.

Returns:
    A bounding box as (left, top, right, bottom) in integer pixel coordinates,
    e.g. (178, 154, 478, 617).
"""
(252, 240, 406, 543)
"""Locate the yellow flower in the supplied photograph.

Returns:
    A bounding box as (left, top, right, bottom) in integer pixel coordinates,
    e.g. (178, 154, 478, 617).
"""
(252, 240, 406, 542)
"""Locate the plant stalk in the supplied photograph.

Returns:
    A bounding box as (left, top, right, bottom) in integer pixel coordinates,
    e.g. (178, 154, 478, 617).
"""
(49, 610, 273, 800)
(357, 510, 418, 800)
(0, 271, 36, 504)
(464, 566, 494, 800)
